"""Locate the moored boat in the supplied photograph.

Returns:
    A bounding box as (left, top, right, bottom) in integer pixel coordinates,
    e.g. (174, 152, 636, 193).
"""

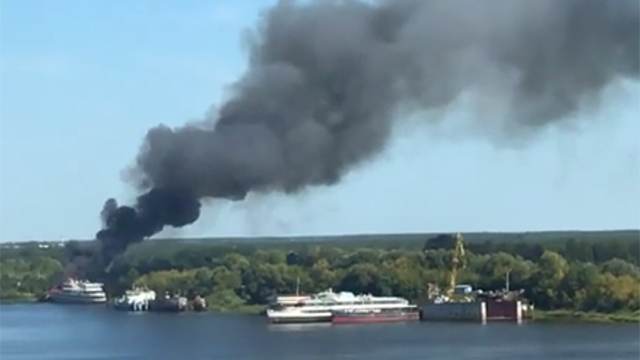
(113, 288, 156, 311)
(149, 293, 188, 312)
(48, 278, 107, 304)
(191, 295, 208, 312)
(267, 289, 418, 324)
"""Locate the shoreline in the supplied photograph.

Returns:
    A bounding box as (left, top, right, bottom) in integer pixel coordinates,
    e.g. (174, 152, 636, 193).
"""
(532, 310, 640, 323)
(0, 297, 267, 315)
(3, 299, 638, 323)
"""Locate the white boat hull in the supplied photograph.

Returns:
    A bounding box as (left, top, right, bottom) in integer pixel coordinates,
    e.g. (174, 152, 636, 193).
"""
(267, 309, 332, 323)
(49, 293, 107, 304)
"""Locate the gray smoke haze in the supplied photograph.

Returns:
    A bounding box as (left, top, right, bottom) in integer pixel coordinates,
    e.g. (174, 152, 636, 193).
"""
(97, 0, 639, 263)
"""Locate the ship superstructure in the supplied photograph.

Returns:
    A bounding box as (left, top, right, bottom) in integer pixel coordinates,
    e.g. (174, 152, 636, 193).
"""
(48, 278, 107, 304)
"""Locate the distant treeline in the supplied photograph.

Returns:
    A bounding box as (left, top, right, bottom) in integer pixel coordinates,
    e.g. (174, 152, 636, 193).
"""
(1, 231, 638, 315)
(425, 233, 640, 265)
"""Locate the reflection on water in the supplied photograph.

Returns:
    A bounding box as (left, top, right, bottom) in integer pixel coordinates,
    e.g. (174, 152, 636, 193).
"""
(267, 322, 333, 332)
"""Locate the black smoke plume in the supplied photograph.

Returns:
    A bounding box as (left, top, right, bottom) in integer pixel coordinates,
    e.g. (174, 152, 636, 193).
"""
(97, 190, 200, 265)
(97, 0, 639, 264)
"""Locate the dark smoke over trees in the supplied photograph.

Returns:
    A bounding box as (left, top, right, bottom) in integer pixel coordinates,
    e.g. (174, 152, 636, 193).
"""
(97, 191, 200, 266)
(97, 0, 639, 265)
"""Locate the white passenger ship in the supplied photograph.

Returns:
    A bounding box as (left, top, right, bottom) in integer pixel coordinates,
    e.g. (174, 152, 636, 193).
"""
(266, 289, 417, 323)
(48, 278, 107, 304)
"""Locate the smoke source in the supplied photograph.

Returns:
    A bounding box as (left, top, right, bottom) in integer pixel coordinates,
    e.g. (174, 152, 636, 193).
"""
(97, 0, 639, 264)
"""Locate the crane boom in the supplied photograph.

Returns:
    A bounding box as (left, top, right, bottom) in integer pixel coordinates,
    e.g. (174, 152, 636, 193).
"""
(447, 233, 466, 296)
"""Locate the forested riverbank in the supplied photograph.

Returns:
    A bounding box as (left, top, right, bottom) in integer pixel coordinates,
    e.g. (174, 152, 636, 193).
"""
(1, 231, 638, 321)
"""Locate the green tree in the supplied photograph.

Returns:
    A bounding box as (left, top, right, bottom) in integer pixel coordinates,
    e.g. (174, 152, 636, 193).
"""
(476, 252, 536, 290)
(383, 256, 426, 301)
(310, 259, 338, 292)
(206, 288, 246, 311)
(223, 254, 250, 273)
(600, 258, 640, 277)
(338, 263, 391, 296)
(212, 266, 242, 291)
(563, 239, 594, 262)
(558, 262, 600, 310)
(531, 251, 569, 309)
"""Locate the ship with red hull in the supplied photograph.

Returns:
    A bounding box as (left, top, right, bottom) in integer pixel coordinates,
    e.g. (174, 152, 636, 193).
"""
(267, 289, 419, 324)
(332, 308, 420, 324)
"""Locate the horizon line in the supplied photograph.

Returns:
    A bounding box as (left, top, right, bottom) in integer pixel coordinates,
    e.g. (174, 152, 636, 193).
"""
(2, 228, 638, 244)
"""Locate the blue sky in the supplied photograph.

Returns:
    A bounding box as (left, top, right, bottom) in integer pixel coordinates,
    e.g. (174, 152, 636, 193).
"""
(1, 1, 638, 242)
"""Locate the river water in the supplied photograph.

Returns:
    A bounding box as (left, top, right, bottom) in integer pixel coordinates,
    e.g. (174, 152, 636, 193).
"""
(0, 304, 638, 360)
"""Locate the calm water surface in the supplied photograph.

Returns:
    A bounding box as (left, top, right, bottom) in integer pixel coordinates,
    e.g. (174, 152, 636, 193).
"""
(0, 304, 638, 360)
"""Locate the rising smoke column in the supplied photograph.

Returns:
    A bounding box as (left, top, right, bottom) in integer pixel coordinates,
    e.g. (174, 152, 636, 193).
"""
(97, 0, 639, 264)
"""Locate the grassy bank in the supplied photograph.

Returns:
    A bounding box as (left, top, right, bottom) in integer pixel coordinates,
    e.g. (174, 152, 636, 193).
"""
(533, 309, 640, 323)
(207, 304, 266, 315)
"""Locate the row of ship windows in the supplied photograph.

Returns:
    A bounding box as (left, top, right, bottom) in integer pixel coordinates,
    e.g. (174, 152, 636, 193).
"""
(294, 301, 403, 306)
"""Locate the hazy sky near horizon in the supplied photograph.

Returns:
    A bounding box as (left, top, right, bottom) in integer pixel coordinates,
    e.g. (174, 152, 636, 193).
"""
(1, 0, 639, 242)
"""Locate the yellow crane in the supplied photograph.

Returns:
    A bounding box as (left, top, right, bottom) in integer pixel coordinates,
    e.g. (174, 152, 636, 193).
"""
(447, 233, 466, 296)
